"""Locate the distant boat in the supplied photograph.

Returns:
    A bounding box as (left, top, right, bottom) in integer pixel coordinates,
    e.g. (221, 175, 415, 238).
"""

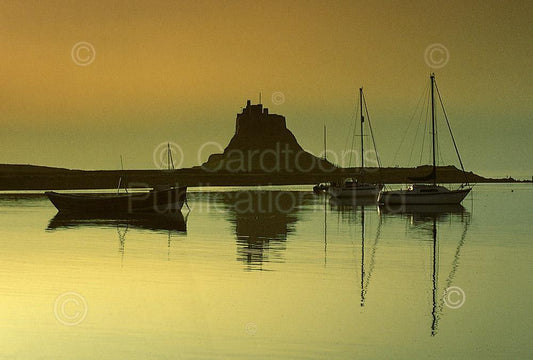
(313, 182, 330, 193)
(379, 184, 470, 205)
(46, 186, 187, 214)
(329, 179, 383, 199)
(378, 74, 471, 205)
(329, 87, 383, 199)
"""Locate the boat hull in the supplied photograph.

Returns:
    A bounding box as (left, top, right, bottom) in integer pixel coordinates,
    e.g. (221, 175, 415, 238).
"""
(45, 187, 187, 214)
(328, 184, 383, 199)
(378, 187, 470, 205)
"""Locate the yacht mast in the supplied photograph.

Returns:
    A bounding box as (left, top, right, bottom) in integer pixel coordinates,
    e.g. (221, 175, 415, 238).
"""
(323, 124, 327, 161)
(360, 87, 364, 170)
(430, 74, 437, 185)
(167, 143, 174, 171)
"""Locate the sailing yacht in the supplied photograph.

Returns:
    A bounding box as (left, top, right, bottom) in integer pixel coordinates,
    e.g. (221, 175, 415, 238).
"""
(329, 87, 383, 199)
(378, 74, 472, 205)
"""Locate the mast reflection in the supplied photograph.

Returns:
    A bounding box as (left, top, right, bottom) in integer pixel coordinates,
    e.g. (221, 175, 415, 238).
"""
(47, 211, 187, 264)
(378, 203, 470, 336)
(329, 197, 382, 307)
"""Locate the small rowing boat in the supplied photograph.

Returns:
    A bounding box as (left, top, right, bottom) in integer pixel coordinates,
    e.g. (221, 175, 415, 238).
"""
(46, 186, 187, 214)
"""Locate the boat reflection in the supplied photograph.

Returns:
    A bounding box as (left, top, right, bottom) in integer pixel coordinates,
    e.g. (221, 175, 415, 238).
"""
(328, 199, 382, 307)
(379, 204, 470, 336)
(329, 196, 379, 210)
(378, 204, 467, 223)
(359, 206, 382, 307)
(47, 210, 187, 232)
(331, 200, 471, 334)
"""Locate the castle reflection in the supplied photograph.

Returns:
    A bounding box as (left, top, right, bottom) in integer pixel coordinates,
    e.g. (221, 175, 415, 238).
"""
(221, 190, 309, 271)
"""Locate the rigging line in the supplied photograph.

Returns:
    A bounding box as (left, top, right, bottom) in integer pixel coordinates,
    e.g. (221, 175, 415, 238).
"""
(392, 79, 430, 165)
(119, 155, 128, 194)
(434, 81, 469, 185)
(362, 92, 382, 169)
(352, 97, 361, 167)
(438, 216, 470, 316)
(343, 110, 356, 158)
(345, 91, 359, 167)
(363, 92, 384, 185)
(419, 89, 430, 164)
(363, 212, 382, 292)
(168, 143, 175, 170)
(409, 82, 431, 166)
(437, 120, 445, 167)
(407, 91, 427, 166)
(427, 86, 434, 165)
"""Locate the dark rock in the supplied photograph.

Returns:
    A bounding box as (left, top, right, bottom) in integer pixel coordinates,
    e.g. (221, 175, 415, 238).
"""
(201, 100, 335, 173)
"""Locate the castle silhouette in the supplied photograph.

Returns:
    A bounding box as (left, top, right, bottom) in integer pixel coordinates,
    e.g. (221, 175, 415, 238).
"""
(202, 100, 334, 173)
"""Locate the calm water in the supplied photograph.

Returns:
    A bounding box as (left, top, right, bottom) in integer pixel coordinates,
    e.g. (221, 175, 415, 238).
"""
(0, 184, 531, 359)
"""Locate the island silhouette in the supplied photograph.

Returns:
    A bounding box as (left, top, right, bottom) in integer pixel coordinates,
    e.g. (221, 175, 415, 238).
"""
(0, 100, 520, 190)
(200, 100, 335, 173)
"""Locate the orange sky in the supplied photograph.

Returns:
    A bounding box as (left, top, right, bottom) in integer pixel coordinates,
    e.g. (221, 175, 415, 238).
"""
(1, 0, 531, 177)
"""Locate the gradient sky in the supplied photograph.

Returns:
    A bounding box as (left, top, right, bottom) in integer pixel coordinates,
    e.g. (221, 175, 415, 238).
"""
(1, 0, 531, 178)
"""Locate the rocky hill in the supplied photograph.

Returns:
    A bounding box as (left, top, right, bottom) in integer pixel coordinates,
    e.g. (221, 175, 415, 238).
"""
(200, 100, 335, 173)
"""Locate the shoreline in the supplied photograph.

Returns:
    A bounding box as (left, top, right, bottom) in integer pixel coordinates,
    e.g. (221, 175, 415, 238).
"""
(0, 182, 530, 194)
(0, 164, 528, 191)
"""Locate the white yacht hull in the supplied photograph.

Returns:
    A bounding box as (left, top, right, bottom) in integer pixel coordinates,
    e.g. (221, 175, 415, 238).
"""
(378, 187, 470, 205)
(328, 184, 383, 199)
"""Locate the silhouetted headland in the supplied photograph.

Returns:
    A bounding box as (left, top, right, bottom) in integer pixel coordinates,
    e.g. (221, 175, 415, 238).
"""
(200, 100, 335, 172)
(0, 101, 524, 190)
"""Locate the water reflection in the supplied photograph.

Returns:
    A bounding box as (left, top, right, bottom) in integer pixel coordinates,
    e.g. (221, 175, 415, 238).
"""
(47, 211, 187, 232)
(221, 191, 310, 271)
(378, 204, 467, 223)
(328, 199, 382, 307)
(328, 198, 471, 335)
(379, 204, 470, 336)
(360, 206, 382, 308)
(328, 196, 379, 210)
(47, 211, 188, 265)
